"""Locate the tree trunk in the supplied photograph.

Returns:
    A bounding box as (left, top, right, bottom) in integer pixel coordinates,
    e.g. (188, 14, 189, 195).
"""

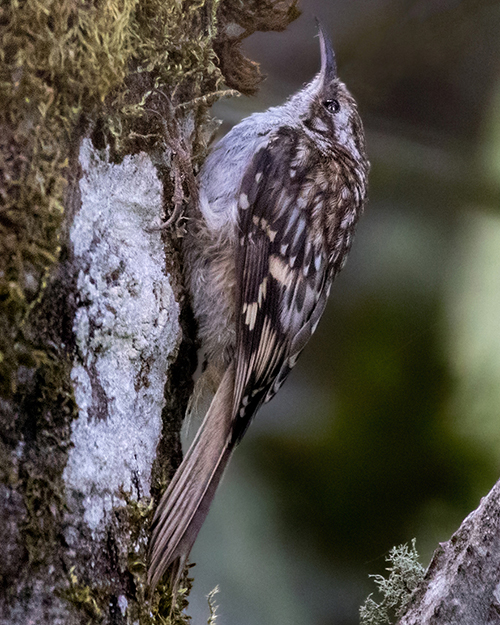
(1, 134, 188, 625)
(398, 477, 500, 625)
(0, 0, 299, 622)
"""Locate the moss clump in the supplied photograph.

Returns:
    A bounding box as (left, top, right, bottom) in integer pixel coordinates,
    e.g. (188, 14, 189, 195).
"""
(360, 539, 425, 625)
(124, 493, 193, 625)
(0, 0, 141, 395)
(60, 568, 104, 621)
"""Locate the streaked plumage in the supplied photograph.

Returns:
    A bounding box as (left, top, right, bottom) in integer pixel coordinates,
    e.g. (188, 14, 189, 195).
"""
(148, 24, 369, 591)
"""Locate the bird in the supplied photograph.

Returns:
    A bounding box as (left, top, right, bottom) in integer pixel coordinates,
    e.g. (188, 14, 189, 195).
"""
(148, 22, 369, 591)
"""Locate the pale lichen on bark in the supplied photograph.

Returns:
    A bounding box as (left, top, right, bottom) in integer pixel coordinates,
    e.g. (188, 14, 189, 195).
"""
(65, 139, 181, 534)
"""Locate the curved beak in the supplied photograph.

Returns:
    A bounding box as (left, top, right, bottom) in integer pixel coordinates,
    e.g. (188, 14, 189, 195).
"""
(317, 20, 337, 84)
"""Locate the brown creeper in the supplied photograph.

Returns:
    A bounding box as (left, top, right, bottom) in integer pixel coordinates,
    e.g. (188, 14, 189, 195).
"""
(148, 25, 369, 589)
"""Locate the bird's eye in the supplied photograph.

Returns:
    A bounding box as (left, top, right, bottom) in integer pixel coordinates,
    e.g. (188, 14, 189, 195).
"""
(323, 99, 340, 114)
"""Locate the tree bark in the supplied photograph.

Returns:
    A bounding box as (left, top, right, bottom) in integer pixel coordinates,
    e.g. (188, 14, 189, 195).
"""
(0, 0, 299, 621)
(398, 478, 500, 625)
(1, 136, 186, 625)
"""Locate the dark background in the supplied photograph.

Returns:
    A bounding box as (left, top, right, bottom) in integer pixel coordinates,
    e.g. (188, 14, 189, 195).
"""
(189, 1, 500, 624)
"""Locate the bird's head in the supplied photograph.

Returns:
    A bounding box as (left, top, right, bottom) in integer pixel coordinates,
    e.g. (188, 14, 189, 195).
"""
(291, 23, 367, 165)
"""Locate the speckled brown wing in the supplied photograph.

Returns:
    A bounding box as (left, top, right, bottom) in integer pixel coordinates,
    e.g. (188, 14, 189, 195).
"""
(230, 128, 335, 444)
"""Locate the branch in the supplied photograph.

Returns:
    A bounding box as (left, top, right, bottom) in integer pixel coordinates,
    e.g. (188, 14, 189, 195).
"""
(398, 478, 500, 624)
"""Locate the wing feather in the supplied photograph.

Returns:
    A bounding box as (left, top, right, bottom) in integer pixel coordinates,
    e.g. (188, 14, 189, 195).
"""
(231, 129, 331, 444)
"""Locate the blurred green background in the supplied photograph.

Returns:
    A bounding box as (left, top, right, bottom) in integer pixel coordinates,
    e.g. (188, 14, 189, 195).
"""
(188, 1, 500, 624)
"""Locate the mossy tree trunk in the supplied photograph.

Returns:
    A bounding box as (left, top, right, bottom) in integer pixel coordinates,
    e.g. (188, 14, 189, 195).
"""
(0, 1, 298, 622)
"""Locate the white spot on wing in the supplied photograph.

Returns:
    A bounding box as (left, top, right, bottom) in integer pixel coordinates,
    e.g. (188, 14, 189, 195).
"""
(296, 194, 309, 210)
(254, 318, 277, 379)
(239, 193, 250, 210)
(244, 302, 258, 330)
(258, 277, 268, 307)
(269, 255, 294, 288)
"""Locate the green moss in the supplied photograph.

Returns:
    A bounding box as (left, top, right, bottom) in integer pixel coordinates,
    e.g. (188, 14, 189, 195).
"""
(148, 575, 194, 625)
(0, 0, 136, 394)
(60, 568, 104, 622)
(122, 489, 154, 581)
(127, 500, 193, 624)
(56, 489, 194, 623)
(17, 351, 77, 569)
(0, 0, 224, 395)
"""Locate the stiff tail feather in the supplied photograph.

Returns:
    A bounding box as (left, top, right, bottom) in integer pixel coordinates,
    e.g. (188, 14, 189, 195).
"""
(148, 363, 236, 590)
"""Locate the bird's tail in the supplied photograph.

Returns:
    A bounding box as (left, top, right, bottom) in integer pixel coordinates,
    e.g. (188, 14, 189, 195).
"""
(147, 363, 235, 590)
